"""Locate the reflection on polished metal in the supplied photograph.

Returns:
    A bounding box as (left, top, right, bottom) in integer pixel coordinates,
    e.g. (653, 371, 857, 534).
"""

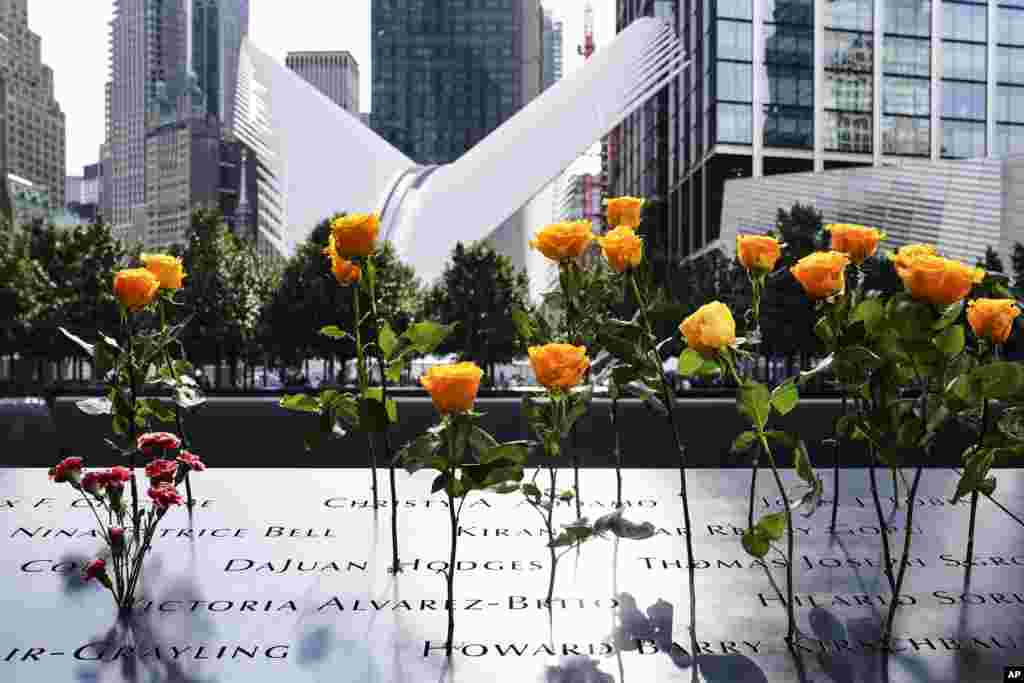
(232, 19, 686, 284)
(1, 467, 1024, 681)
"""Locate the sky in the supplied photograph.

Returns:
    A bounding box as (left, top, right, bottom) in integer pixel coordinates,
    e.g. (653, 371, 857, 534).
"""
(29, 0, 615, 176)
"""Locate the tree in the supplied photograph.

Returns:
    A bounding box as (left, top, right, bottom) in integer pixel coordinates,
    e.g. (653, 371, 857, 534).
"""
(419, 241, 530, 382)
(978, 245, 1005, 274)
(258, 214, 421, 383)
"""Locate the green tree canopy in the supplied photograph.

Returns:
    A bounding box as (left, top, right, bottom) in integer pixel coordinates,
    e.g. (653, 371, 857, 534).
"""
(419, 241, 530, 381)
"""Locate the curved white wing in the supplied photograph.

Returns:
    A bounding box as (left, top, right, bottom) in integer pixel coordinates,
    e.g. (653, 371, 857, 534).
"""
(396, 18, 686, 282)
(234, 39, 414, 255)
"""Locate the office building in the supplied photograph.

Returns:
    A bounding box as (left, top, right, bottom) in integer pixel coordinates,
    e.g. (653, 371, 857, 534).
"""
(66, 163, 103, 223)
(542, 8, 563, 91)
(0, 0, 65, 213)
(286, 51, 359, 113)
(108, 0, 250, 247)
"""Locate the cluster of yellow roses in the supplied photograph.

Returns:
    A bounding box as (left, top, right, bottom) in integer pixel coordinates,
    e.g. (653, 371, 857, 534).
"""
(112, 254, 186, 311)
(419, 197, 647, 414)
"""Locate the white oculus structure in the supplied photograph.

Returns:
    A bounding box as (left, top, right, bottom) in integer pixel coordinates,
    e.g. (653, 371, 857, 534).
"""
(233, 18, 686, 286)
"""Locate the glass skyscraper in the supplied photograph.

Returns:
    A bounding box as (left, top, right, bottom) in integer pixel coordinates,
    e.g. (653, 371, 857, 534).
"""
(371, 0, 541, 165)
(611, 0, 1024, 264)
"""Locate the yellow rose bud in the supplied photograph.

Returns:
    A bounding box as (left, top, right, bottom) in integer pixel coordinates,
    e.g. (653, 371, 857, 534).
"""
(528, 343, 591, 392)
(736, 234, 782, 274)
(679, 301, 737, 358)
(597, 226, 643, 273)
(890, 244, 937, 280)
(790, 251, 851, 300)
(329, 212, 380, 258)
(604, 196, 645, 229)
(140, 253, 186, 290)
(826, 223, 884, 265)
(967, 298, 1021, 345)
(323, 235, 362, 286)
(529, 221, 595, 263)
(113, 268, 161, 312)
(420, 362, 484, 414)
(898, 255, 984, 306)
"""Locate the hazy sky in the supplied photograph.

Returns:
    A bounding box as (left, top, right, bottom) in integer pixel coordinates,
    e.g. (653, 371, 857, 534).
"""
(29, 1, 614, 175)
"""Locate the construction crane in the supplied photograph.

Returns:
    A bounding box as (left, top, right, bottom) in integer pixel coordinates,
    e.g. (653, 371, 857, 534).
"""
(578, 1, 595, 60)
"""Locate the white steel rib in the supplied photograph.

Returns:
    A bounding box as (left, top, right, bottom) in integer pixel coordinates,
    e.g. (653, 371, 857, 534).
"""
(234, 18, 685, 284)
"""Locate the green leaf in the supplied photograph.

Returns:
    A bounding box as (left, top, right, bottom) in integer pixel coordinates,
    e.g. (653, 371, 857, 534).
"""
(397, 434, 442, 473)
(851, 299, 885, 335)
(770, 381, 799, 416)
(953, 446, 996, 503)
(888, 297, 936, 339)
(798, 354, 834, 386)
(481, 442, 531, 466)
(971, 362, 1024, 401)
(737, 381, 771, 430)
(933, 300, 965, 331)
(611, 365, 642, 388)
(731, 430, 757, 454)
(599, 331, 641, 365)
(677, 348, 704, 376)
(403, 321, 456, 355)
(58, 327, 94, 356)
(385, 359, 404, 383)
(562, 388, 592, 436)
(622, 380, 667, 417)
(280, 394, 321, 414)
(468, 425, 499, 455)
(320, 325, 352, 341)
(520, 482, 542, 499)
(379, 322, 398, 359)
(431, 473, 448, 494)
(759, 512, 787, 541)
(814, 318, 836, 348)
(933, 324, 965, 356)
(834, 346, 883, 377)
(793, 439, 815, 486)
(741, 526, 771, 558)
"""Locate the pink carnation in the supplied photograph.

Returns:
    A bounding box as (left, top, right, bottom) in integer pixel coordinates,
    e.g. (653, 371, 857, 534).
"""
(104, 466, 132, 488)
(144, 459, 178, 484)
(137, 432, 181, 454)
(109, 527, 125, 555)
(177, 450, 206, 472)
(48, 457, 84, 484)
(148, 484, 184, 510)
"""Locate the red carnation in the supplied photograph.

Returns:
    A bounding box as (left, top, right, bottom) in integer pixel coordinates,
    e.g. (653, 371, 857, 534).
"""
(144, 459, 178, 484)
(109, 527, 125, 556)
(81, 471, 106, 496)
(83, 558, 111, 589)
(48, 457, 84, 485)
(137, 432, 181, 454)
(148, 484, 185, 510)
(177, 450, 206, 472)
(104, 466, 132, 487)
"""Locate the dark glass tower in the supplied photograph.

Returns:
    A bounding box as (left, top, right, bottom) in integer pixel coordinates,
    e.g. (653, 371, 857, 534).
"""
(371, 0, 541, 165)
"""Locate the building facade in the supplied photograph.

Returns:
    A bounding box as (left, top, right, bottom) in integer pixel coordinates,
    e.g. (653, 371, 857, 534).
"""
(371, 0, 541, 165)
(65, 162, 103, 223)
(108, 0, 250, 246)
(542, 8, 563, 91)
(286, 51, 359, 113)
(0, 0, 65, 213)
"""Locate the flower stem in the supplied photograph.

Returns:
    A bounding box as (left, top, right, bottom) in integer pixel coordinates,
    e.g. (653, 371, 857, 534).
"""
(611, 395, 622, 509)
(966, 398, 989, 568)
(831, 395, 846, 531)
(353, 286, 379, 507)
(885, 466, 923, 641)
(560, 260, 583, 520)
(366, 254, 401, 574)
(629, 272, 699, 661)
(545, 463, 558, 607)
(160, 300, 193, 508)
(445, 487, 457, 656)
(124, 314, 141, 537)
(760, 434, 797, 645)
(869, 462, 897, 594)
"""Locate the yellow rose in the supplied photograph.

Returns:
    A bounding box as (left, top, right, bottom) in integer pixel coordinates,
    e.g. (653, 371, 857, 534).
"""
(529, 221, 595, 262)
(898, 254, 984, 306)
(323, 235, 362, 285)
(790, 251, 851, 300)
(890, 244, 937, 280)
(528, 344, 591, 392)
(113, 268, 161, 312)
(597, 226, 643, 273)
(679, 302, 736, 358)
(330, 212, 380, 258)
(140, 253, 186, 290)
(967, 299, 1021, 345)
(605, 196, 645, 230)
(736, 234, 782, 274)
(420, 362, 484, 414)
(826, 223, 884, 265)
